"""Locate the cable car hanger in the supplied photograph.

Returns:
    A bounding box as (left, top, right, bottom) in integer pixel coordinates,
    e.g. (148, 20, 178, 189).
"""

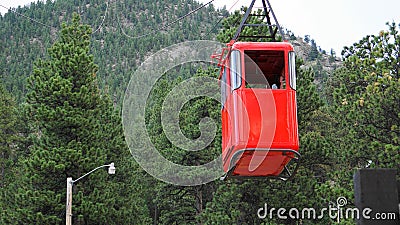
(233, 0, 286, 42)
(213, 0, 287, 71)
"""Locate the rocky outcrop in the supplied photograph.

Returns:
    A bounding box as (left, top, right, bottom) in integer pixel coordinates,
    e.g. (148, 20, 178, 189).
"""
(290, 36, 343, 74)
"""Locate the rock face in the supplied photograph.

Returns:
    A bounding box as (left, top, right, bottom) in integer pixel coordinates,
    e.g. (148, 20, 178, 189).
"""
(289, 36, 343, 76)
(290, 37, 311, 61)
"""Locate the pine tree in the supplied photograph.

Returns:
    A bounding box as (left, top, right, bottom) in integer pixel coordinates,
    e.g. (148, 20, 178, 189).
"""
(0, 82, 23, 223)
(330, 22, 400, 178)
(144, 66, 222, 224)
(0, 82, 19, 187)
(5, 13, 150, 224)
(311, 22, 400, 225)
(308, 39, 319, 61)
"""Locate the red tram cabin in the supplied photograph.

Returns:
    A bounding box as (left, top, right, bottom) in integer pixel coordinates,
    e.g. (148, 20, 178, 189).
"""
(216, 41, 300, 180)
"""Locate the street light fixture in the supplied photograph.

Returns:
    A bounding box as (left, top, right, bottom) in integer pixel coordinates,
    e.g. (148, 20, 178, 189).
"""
(108, 163, 115, 174)
(66, 163, 115, 225)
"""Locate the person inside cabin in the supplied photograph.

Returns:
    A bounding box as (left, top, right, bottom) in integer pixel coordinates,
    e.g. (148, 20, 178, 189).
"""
(271, 75, 280, 89)
(279, 74, 286, 89)
(271, 72, 285, 89)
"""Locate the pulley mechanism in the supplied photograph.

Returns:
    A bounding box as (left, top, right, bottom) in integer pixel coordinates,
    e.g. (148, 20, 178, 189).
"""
(233, 0, 286, 42)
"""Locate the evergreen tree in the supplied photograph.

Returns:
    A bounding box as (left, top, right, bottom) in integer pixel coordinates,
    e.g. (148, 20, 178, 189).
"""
(313, 22, 400, 225)
(329, 48, 336, 63)
(0, 82, 19, 187)
(308, 39, 319, 61)
(304, 35, 310, 43)
(0, 0, 223, 104)
(4, 13, 150, 224)
(329, 22, 400, 178)
(144, 66, 221, 224)
(2, 0, 398, 223)
(0, 82, 22, 222)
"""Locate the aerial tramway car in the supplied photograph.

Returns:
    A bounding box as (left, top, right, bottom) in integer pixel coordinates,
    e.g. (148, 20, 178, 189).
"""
(214, 0, 300, 180)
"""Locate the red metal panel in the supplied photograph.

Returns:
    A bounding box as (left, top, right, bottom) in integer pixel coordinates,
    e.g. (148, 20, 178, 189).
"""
(220, 42, 299, 177)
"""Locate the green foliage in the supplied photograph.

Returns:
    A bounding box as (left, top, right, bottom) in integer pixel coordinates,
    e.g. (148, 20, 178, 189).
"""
(332, 22, 400, 177)
(318, 22, 400, 224)
(0, 82, 19, 185)
(1, 0, 399, 223)
(201, 181, 260, 224)
(144, 66, 222, 224)
(0, 82, 22, 222)
(304, 35, 310, 43)
(1, 1, 223, 223)
(0, 0, 223, 104)
(3, 13, 150, 224)
(308, 39, 320, 61)
(297, 63, 324, 126)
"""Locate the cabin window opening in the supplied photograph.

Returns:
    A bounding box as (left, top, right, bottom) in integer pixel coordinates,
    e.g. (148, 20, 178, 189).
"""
(244, 50, 285, 89)
(289, 51, 296, 90)
(230, 50, 242, 90)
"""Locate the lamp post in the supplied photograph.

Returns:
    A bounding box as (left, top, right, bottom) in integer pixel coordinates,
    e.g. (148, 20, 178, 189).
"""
(66, 163, 115, 225)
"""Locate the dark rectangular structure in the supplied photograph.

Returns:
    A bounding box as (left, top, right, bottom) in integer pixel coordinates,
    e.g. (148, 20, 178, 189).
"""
(354, 169, 399, 225)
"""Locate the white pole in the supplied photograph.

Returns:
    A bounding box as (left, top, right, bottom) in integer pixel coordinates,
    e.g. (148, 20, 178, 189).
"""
(66, 177, 73, 225)
(65, 163, 114, 224)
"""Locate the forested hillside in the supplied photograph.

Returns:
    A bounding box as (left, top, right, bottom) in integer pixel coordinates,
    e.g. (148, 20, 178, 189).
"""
(0, 0, 225, 103)
(0, 0, 399, 224)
